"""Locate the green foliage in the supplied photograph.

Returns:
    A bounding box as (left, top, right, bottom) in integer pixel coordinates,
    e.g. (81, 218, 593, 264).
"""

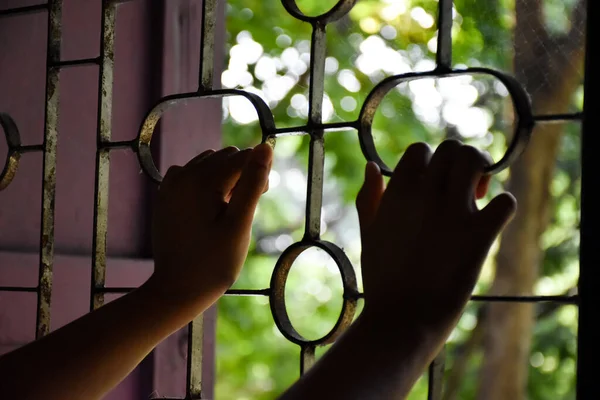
(216, 1, 582, 398)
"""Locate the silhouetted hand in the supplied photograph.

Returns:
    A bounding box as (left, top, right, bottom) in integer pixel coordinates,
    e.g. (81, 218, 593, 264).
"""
(356, 140, 515, 340)
(150, 144, 273, 306)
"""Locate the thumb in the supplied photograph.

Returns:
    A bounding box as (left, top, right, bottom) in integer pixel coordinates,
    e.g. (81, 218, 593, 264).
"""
(356, 162, 384, 237)
(226, 143, 273, 230)
(478, 192, 517, 236)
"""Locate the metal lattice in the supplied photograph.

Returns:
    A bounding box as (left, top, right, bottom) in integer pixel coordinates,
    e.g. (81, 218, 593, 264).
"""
(0, 0, 594, 399)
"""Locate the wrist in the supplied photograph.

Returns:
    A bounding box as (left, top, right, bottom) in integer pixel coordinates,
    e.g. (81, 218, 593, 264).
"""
(359, 301, 445, 360)
(140, 274, 219, 319)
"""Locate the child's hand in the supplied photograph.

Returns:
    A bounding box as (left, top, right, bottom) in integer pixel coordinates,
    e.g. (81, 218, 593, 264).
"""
(356, 140, 516, 338)
(150, 144, 273, 305)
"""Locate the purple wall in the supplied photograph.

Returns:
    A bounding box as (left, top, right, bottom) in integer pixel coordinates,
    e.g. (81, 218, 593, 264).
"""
(0, 0, 223, 398)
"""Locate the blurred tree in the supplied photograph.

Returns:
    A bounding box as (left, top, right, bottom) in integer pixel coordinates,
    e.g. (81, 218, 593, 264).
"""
(215, 1, 586, 399)
(477, 1, 586, 399)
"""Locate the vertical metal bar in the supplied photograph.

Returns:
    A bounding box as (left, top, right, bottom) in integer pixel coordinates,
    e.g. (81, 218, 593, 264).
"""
(435, 0, 453, 71)
(577, 0, 597, 398)
(186, 0, 220, 395)
(187, 317, 204, 399)
(427, 347, 446, 400)
(300, 345, 315, 375)
(198, 0, 217, 91)
(91, 0, 117, 311)
(303, 24, 327, 240)
(36, 0, 62, 339)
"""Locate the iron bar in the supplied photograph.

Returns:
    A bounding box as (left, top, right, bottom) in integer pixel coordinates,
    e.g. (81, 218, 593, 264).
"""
(0, 4, 47, 18)
(36, 0, 62, 339)
(186, 316, 204, 399)
(534, 112, 583, 123)
(428, 347, 446, 400)
(51, 57, 101, 68)
(18, 144, 45, 153)
(300, 345, 316, 375)
(90, 0, 117, 311)
(225, 288, 271, 296)
(0, 286, 38, 293)
(303, 24, 328, 241)
(435, 0, 453, 71)
(198, 0, 217, 91)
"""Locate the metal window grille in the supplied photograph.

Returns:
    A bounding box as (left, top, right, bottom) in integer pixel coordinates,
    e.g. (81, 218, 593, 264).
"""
(0, 0, 596, 399)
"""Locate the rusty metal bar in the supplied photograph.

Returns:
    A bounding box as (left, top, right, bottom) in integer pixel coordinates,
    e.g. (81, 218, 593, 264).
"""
(36, 0, 62, 339)
(534, 112, 583, 123)
(51, 57, 101, 68)
(90, 0, 117, 311)
(185, 0, 222, 396)
(274, 120, 358, 135)
(303, 24, 328, 241)
(100, 140, 136, 150)
(300, 345, 316, 375)
(186, 316, 204, 399)
(18, 144, 45, 153)
(0, 286, 38, 293)
(428, 347, 446, 400)
(225, 288, 271, 296)
(349, 292, 577, 303)
(435, 0, 453, 70)
(470, 294, 578, 303)
(198, 0, 217, 91)
(0, 3, 47, 18)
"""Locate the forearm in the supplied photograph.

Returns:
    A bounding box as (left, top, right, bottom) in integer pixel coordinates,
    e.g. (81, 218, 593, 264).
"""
(278, 309, 441, 400)
(0, 278, 211, 400)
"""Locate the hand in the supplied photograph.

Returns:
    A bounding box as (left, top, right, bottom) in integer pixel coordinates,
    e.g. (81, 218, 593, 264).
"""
(149, 144, 273, 306)
(356, 140, 516, 340)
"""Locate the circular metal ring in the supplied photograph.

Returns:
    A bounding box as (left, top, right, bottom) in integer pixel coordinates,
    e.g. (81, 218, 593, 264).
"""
(136, 89, 277, 183)
(0, 113, 22, 191)
(269, 240, 358, 346)
(357, 67, 535, 176)
(281, 0, 357, 24)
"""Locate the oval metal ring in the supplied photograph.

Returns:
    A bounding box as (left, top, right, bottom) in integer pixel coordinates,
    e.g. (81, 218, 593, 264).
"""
(269, 240, 358, 346)
(357, 67, 535, 176)
(281, 0, 357, 24)
(135, 89, 277, 183)
(0, 113, 22, 191)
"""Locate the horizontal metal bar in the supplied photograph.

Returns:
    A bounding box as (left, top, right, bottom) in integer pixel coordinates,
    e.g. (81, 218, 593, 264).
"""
(0, 286, 38, 293)
(349, 292, 578, 304)
(470, 294, 578, 304)
(534, 112, 583, 123)
(17, 144, 45, 153)
(274, 121, 358, 136)
(99, 140, 136, 150)
(225, 288, 271, 296)
(96, 288, 273, 296)
(95, 287, 133, 294)
(51, 57, 100, 68)
(0, 4, 47, 18)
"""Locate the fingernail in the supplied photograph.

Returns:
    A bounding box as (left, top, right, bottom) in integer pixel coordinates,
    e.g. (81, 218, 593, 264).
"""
(365, 161, 380, 178)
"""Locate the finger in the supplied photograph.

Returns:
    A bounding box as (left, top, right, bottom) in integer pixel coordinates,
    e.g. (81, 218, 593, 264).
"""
(184, 149, 215, 167)
(226, 143, 273, 230)
(476, 175, 491, 200)
(449, 145, 488, 206)
(478, 192, 517, 238)
(356, 162, 385, 237)
(213, 148, 253, 200)
(159, 165, 183, 191)
(386, 142, 432, 196)
(423, 139, 462, 198)
(475, 151, 493, 199)
(190, 146, 239, 172)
